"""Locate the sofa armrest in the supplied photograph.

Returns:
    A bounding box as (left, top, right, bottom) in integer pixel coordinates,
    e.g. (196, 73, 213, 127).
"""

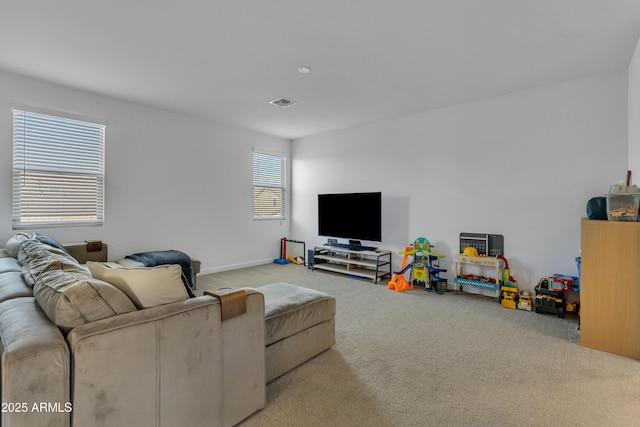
(64, 242, 108, 264)
(67, 296, 224, 427)
(218, 288, 266, 427)
(0, 297, 70, 427)
(67, 289, 266, 427)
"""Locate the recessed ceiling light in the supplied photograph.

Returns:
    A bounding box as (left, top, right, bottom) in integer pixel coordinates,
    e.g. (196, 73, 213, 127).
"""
(270, 98, 297, 108)
(298, 66, 311, 74)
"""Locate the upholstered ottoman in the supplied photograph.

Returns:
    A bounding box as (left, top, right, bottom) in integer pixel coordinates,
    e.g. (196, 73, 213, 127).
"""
(261, 283, 336, 382)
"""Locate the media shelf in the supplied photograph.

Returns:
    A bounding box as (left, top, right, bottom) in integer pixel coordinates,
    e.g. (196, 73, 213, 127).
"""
(311, 245, 392, 283)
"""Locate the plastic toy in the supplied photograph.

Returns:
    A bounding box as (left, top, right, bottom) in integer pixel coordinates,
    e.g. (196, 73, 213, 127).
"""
(275, 237, 306, 265)
(534, 277, 566, 317)
(411, 252, 429, 287)
(566, 301, 579, 315)
(463, 246, 479, 257)
(498, 255, 519, 309)
(500, 285, 519, 309)
(388, 237, 447, 293)
(534, 274, 579, 318)
(287, 256, 304, 265)
(518, 290, 532, 311)
(274, 237, 290, 264)
(388, 245, 414, 292)
(550, 274, 579, 292)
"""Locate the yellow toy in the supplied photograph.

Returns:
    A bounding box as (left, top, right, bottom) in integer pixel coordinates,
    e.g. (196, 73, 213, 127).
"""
(518, 290, 532, 311)
(500, 284, 519, 309)
(498, 255, 519, 309)
(463, 246, 479, 257)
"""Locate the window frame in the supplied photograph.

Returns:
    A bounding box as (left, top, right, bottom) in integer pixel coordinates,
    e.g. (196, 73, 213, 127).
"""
(12, 106, 106, 229)
(252, 149, 286, 221)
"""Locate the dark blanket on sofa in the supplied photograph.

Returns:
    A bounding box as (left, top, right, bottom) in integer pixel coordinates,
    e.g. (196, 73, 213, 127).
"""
(125, 250, 195, 298)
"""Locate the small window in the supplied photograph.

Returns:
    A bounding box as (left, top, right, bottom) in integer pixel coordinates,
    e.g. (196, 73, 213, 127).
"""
(12, 108, 105, 229)
(253, 150, 286, 219)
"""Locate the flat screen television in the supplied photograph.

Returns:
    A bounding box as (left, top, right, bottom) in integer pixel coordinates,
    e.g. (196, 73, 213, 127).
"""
(318, 192, 382, 243)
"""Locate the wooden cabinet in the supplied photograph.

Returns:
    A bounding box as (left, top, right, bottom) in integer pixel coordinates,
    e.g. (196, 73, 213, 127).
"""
(580, 218, 640, 359)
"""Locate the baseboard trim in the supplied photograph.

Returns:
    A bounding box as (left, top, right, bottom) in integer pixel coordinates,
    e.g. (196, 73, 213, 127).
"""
(200, 258, 273, 275)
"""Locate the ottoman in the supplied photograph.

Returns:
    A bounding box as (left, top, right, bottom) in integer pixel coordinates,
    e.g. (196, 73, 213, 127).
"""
(261, 283, 336, 382)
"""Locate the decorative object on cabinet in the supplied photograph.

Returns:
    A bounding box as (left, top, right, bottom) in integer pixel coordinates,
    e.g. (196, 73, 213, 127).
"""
(605, 184, 640, 221)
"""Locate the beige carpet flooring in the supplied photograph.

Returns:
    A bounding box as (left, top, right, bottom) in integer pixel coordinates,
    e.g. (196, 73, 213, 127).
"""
(197, 263, 640, 427)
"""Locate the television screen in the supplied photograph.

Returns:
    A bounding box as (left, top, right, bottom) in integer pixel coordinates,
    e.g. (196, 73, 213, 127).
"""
(318, 192, 382, 242)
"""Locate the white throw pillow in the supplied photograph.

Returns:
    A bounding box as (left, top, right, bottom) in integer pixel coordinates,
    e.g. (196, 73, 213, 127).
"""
(87, 261, 189, 309)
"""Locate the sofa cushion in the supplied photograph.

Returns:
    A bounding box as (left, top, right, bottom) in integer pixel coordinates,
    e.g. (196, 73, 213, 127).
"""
(0, 256, 33, 302)
(0, 257, 21, 275)
(261, 283, 336, 346)
(87, 262, 190, 309)
(0, 271, 34, 302)
(33, 269, 137, 333)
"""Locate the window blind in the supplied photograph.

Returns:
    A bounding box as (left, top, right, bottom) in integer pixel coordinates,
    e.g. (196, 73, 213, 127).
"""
(253, 150, 285, 219)
(12, 109, 105, 228)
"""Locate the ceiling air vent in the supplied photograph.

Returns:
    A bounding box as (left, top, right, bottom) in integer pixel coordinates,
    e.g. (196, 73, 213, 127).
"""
(270, 97, 297, 108)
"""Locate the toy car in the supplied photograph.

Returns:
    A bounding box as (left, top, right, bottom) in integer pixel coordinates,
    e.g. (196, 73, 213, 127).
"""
(534, 278, 565, 318)
(550, 274, 579, 292)
(500, 285, 519, 309)
(517, 290, 532, 311)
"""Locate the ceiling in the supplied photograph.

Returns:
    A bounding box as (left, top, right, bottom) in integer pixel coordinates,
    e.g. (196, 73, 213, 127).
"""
(2, 1, 640, 140)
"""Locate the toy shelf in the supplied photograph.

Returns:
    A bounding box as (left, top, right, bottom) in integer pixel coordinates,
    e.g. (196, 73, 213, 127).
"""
(453, 254, 504, 298)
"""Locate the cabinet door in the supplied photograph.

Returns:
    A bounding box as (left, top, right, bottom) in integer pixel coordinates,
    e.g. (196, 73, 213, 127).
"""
(580, 219, 640, 359)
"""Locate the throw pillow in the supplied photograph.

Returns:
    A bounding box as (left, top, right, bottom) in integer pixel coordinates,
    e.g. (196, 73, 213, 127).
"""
(33, 269, 137, 333)
(87, 262, 190, 309)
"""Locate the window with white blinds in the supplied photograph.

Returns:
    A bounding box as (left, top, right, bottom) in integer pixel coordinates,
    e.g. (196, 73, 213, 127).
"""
(253, 150, 286, 220)
(12, 108, 105, 229)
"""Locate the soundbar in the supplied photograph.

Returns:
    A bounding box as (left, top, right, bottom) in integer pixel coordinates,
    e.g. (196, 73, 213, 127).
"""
(326, 242, 378, 252)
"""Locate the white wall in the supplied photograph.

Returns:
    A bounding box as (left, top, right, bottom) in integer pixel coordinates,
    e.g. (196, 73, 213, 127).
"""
(629, 36, 640, 178)
(292, 72, 628, 291)
(1, 68, 629, 285)
(0, 70, 291, 273)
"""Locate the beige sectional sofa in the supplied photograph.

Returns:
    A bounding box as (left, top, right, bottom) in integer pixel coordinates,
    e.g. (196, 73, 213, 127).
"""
(0, 236, 266, 427)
